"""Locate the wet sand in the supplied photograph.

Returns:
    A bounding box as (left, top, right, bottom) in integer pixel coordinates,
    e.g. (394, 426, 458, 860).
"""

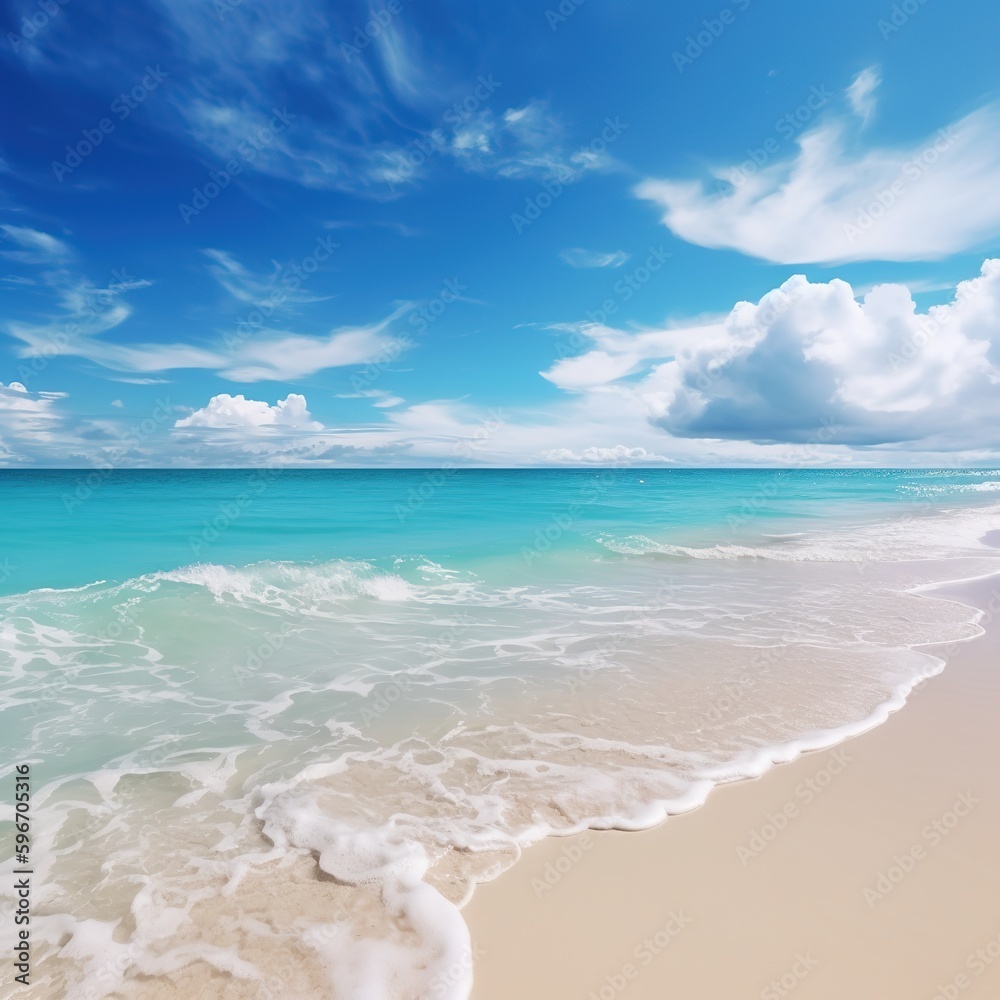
(465, 575, 1000, 1000)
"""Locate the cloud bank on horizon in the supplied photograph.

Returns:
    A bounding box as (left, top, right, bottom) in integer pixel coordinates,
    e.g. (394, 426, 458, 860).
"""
(2, 0, 1000, 467)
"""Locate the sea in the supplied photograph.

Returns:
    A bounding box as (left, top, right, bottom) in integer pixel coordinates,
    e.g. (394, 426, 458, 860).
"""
(2, 468, 999, 999)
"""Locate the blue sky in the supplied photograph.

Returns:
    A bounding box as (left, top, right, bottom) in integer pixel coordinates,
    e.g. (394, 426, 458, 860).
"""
(2, 0, 1000, 466)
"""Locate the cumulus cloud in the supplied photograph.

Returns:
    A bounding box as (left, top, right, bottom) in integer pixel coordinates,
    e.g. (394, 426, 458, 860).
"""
(176, 393, 322, 432)
(544, 259, 1000, 451)
(560, 248, 630, 269)
(635, 89, 1000, 263)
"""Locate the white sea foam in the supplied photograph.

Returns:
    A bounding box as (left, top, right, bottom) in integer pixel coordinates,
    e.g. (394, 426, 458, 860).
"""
(1, 516, 998, 998)
(598, 501, 1000, 563)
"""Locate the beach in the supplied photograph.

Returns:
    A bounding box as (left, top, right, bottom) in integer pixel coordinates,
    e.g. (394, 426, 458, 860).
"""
(3, 470, 1000, 999)
(466, 573, 1000, 1000)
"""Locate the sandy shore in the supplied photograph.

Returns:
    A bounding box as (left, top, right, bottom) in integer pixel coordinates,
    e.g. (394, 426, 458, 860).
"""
(464, 573, 1000, 1000)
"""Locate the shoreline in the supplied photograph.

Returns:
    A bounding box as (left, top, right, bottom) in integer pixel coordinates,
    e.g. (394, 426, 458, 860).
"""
(464, 572, 1000, 999)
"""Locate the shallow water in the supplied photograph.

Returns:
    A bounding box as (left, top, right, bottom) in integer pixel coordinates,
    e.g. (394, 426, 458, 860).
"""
(2, 469, 999, 998)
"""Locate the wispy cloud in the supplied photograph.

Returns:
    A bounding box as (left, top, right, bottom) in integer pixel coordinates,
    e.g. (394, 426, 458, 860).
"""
(447, 99, 620, 182)
(203, 248, 333, 308)
(337, 389, 405, 407)
(219, 318, 409, 382)
(635, 91, 1000, 264)
(1, 225, 72, 263)
(3, 232, 408, 381)
(847, 66, 880, 124)
(560, 248, 630, 269)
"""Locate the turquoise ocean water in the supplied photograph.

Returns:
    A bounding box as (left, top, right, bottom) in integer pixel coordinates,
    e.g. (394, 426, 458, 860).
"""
(2, 469, 1000, 999)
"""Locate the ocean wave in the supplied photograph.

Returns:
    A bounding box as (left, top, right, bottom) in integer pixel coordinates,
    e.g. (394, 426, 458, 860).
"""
(597, 502, 1000, 564)
(3, 518, 999, 997)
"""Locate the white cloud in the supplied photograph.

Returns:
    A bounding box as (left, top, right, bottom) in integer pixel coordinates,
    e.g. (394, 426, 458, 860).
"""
(847, 66, 880, 123)
(542, 446, 673, 464)
(544, 259, 1000, 451)
(635, 94, 1000, 263)
(111, 399, 124, 408)
(0, 380, 67, 449)
(0, 225, 71, 263)
(337, 389, 405, 408)
(446, 100, 618, 183)
(176, 393, 321, 432)
(560, 248, 630, 269)
(203, 247, 333, 307)
(541, 321, 728, 390)
(4, 237, 409, 382)
(220, 321, 408, 382)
